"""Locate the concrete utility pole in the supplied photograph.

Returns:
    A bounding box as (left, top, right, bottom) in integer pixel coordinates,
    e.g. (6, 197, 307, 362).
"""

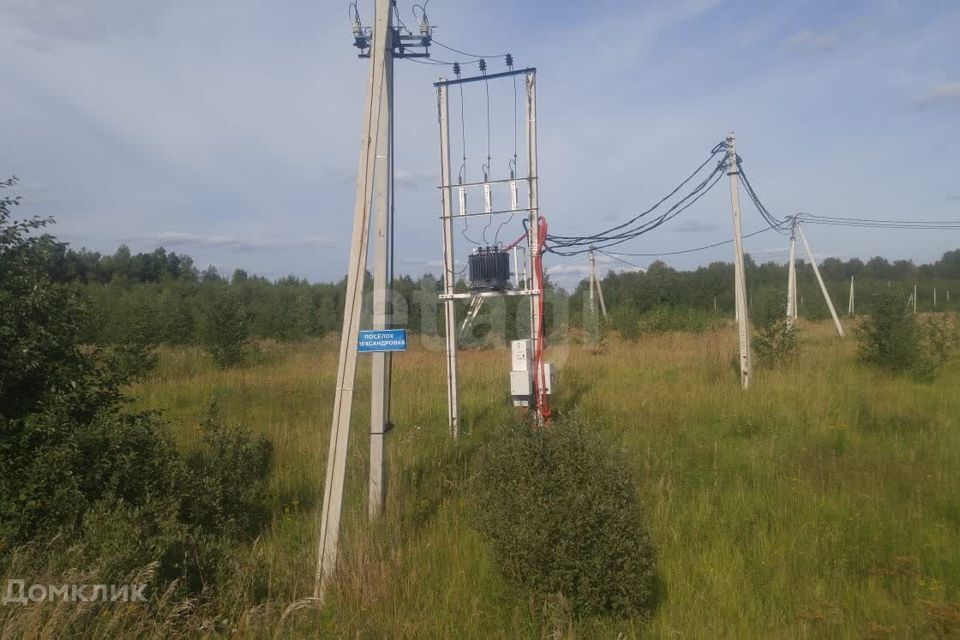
(588, 251, 597, 327)
(368, 10, 395, 519)
(848, 275, 855, 316)
(786, 221, 798, 326)
(525, 71, 546, 421)
(315, 0, 391, 601)
(726, 133, 752, 390)
(588, 249, 608, 321)
(437, 82, 460, 438)
(315, 0, 433, 600)
(796, 223, 844, 337)
(914, 283, 918, 313)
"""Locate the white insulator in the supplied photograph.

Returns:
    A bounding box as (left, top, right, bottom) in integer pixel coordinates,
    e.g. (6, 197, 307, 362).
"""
(510, 180, 519, 211)
(458, 186, 467, 216)
(483, 182, 493, 214)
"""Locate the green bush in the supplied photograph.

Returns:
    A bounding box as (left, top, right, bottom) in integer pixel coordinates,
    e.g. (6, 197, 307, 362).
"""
(609, 305, 641, 340)
(752, 287, 798, 367)
(0, 194, 273, 601)
(857, 288, 958, 381)
(471, 418, 658, 619)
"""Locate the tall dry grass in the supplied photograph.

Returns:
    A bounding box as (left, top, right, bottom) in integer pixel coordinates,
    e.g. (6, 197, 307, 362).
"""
(4, 320, 960, 637)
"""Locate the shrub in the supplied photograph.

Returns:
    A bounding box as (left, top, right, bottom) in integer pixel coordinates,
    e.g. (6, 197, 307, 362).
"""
(609, 305, 641, 340)
(0, 196, 273, 602)
(752, 287, 798, 367)
(471, 417, 658, 619)
(857, 288, 958, 381)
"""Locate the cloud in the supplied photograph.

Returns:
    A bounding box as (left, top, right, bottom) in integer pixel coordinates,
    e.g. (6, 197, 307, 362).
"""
(2, 0, 162, 46)
(153, 231, 336, 252)
(915, 82, 960, 109)
(781, 15, 876, 54)
(782, 29, 843, 52)
(671, 220, 720, 233)
(394, 169, 435, 189)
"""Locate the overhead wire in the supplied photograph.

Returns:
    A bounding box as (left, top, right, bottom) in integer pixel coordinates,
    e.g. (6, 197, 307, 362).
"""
(796, 212, 960, 229)
(600, 227, 777, 258)
(430, 38, 509, 60)
(545, 142, 728, 255)
(547, 155, 728, 256)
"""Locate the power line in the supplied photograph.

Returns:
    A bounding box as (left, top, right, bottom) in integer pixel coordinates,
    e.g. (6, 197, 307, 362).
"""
(797, 212, 960, 229)
(600, 227, 776, 258)
(547, 142, 727, 249)
(431, 38, 509, 59)
(547, 160, 728, 256)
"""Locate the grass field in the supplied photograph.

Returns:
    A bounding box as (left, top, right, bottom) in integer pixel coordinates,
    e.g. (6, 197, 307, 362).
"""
(129, 320, 960, 638)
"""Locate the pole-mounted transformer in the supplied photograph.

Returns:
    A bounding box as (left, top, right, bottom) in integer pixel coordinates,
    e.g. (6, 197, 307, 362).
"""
(467, 246, 511, 291)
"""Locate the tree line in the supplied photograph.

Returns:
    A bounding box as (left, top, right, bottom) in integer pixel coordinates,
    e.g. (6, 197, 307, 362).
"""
(34, 231, 960, 351)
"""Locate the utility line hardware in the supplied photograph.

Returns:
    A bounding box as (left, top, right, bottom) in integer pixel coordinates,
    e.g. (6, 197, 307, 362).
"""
(435, 66, 553, 432)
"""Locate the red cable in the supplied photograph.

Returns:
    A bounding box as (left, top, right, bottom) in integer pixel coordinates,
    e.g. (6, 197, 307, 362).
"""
(533, 217, 552, 421)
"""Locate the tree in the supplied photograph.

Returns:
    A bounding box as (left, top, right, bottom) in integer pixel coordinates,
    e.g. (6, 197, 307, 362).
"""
(200, 285, 249, 368)
(0, 179, 273, 600)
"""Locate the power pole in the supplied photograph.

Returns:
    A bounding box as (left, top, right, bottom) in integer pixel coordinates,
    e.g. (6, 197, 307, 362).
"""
(588, 251, 596, 316)
(914, 283, 918, 313)
(526, 71, 546, 421)
(588, 249, 608, 322)
(316, 0, 433, 600)
(796, 223, 844, 337)
(726, 133, 751, 390)
(848, 275, 855, 316)
(595, 261, 608, 320)
(786, 220, 798, 326)
(437, 82, 460, 438)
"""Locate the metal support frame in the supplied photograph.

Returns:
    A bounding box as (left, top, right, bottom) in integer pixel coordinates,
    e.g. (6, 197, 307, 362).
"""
(435, 68, 541, 433)
(796, 223, 845, 337)
(726, 133, 752, 390)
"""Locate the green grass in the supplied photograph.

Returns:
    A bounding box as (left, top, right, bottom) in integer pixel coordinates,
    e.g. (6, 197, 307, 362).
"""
(122, 321, 960, 638)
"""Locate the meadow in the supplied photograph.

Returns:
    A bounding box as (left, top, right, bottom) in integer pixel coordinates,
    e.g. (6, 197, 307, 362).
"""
(123, 320, 960, 638)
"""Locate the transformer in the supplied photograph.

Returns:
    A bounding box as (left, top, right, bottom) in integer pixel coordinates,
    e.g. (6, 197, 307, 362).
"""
(468, 246, 511, 291)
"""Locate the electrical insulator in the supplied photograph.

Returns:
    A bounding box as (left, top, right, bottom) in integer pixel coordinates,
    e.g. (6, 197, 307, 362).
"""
(458, 186, 467, 216)
(453, 62, 460, 77)
(510, 180, 518, 211)
(483, 182, 493, 214)
(505, 53, 513, 69)
(479, 59, 487, 74)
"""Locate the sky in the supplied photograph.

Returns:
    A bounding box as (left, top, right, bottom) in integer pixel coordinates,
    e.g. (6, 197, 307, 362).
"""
(1, 0, 958, 288)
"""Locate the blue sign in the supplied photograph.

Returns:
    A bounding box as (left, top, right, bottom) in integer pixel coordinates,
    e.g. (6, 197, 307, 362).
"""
(358, 329, 407, 353)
